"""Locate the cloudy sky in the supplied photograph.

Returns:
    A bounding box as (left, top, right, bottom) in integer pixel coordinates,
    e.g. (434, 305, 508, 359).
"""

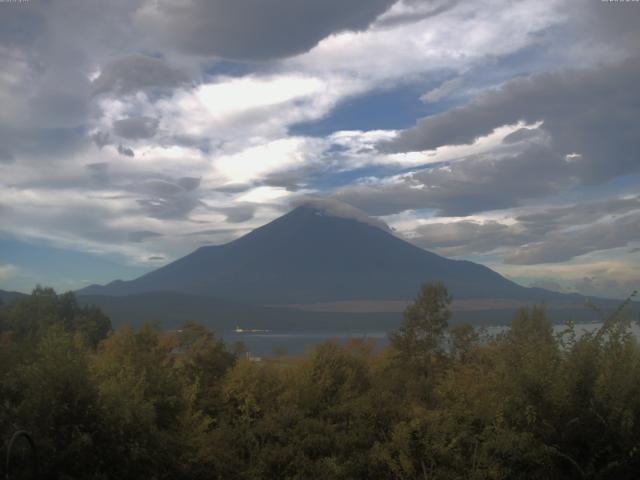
(0, 0, 639, 298)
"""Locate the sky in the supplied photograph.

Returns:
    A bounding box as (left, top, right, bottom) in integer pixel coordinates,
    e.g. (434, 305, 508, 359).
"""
(0, 0, 639, 299)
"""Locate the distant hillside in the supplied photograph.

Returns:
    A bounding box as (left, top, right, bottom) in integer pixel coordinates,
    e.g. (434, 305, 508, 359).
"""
(0, 288, 27, 305)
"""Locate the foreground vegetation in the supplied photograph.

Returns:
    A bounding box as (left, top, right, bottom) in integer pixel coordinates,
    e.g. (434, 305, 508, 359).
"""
(1, 285, 639, 479)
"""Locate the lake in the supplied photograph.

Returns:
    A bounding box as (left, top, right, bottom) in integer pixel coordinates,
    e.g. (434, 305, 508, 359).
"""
(222, 322, 640, 357)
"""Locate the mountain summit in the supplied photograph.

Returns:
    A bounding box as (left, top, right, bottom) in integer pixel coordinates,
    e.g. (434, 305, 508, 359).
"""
(79, 204, 563, 305)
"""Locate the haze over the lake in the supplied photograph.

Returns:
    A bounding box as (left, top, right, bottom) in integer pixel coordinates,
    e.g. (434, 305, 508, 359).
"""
(0, 0, 639, 299)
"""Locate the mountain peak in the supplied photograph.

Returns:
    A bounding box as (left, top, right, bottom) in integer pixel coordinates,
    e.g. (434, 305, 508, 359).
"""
(290, 197, 391, 232)
(77, 199, 548, 305)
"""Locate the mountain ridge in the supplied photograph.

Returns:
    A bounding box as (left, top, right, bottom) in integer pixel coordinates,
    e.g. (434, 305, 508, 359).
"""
(78, 205, 578, 305)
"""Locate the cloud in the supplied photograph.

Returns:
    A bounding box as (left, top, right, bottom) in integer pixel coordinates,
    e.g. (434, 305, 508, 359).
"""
(409, 220, 527, 256)
(515, 196, 640, 235)
(393, 195, 640, 263)
(375, 0, 460, 29)
(291, 196, 392, 232)
(574, 274, 637, 301)
(137, 177, 205, 220)
(117, 144, 135, 157)
(135, 0, 396, 61)
(262, 164, 322, 192)
(176, 177, 201, 191)
(382, 59, 640, 184)
(334, 142, 570, 217)
(92, 54, 189, 96)
(85, 162, 110, 186)
(496, 259, 640, 300)
(113, 116, 160, 139)
(0, 263, 19, 281)
(91, 131, 111, 149)
(503, 212, 640, 265)
(501, 127, 543, 144)
(128, 230, 163, 243)
(420, 77, 462, 103)
(216, 204, 256, 224)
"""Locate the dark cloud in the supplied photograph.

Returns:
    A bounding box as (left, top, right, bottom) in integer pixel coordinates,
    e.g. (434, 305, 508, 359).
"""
(137, 177, 204, 220)
(375, 0, 457, 29)
(214, 183, 254, 194)
(0, 147, 14, 164)
(86, 162, 110, 186)
(117, 144, 135, 157)
(382, 60, 640, 183)
(503, 212, 640, 265)
(138, 196, 203, 220)
(516, 196, 640, 235)
(0, 2, 141, 162)
(403, 195, 640, 263)
(0, 126, 88, 161)
(128, 230, 163, 243)
(113, 116, 160, 139)
(137, 0, 396, 61)
(335, 143, 569, 216)
(409, 220, 527, 257)
(142, 179, 186, 197)
(91, 131, 111, 149)
(217, 204, 256, 223)
(176, 177, 201, 192)
(262, 164, 320, 191)
(569, 1, 640, 56)
(184, 228, 248, 237)
(92, 54, 189, 96)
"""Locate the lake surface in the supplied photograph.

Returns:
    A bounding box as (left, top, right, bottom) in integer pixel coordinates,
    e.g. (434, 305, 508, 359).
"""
(222, 322, 640, 357)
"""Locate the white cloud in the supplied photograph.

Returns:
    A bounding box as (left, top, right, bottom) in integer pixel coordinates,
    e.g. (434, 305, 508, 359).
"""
(0, 264, 19, 281)
(213, 137, 325, 184)
(420, 78, 462, 103)
(493, 256, 640, 300)
(291, 0, 565, 82)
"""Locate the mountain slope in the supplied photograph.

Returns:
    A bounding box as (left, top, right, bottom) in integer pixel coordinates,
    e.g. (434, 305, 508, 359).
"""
(0, 289, 28, 305)
(78, 205, 573, 305)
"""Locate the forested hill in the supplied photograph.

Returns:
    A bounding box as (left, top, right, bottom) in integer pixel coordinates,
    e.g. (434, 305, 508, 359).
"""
(0, 288, 27, 305)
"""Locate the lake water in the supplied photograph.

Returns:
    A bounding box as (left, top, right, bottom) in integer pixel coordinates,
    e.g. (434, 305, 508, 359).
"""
(222, 322, 640, 357)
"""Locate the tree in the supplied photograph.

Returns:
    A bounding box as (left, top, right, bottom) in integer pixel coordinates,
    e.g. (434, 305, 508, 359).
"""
(389, 282, 452, 364)
(449, 323, 479, 363)
(6, 287, 111, 348)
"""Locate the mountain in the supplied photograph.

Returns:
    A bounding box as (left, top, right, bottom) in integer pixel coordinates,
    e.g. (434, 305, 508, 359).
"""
(78, 203, 589, 309)
(0, 288, 28, 305)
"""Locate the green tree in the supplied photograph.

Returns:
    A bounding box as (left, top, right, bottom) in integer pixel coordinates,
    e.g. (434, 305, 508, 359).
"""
(173, 321, 236, 415)
(6, 286, 111, 348)
(5, 327, 103, 478)
(389, 282, 452, 367)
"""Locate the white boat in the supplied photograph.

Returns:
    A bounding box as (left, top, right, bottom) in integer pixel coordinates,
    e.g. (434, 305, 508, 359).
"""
(234, 326, 270, 334)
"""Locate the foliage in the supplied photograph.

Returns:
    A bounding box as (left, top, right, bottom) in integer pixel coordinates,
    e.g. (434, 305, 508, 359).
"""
(1, 285, 640, 479)
(390, 282, 452, 355)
